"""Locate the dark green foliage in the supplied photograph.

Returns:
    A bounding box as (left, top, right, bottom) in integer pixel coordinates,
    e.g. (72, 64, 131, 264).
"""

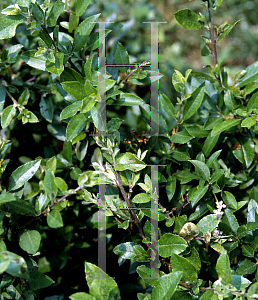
(0, 0, 258, 299)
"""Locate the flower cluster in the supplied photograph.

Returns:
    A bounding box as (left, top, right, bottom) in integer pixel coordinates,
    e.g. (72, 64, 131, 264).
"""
(123, 129, 149, 152)
(213, 200, 226, 215)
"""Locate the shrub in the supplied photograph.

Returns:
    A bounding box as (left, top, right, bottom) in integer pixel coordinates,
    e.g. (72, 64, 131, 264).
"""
(1, 0, 258, 299)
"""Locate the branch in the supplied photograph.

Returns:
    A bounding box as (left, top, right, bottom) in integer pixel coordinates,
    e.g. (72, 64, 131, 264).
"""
(2, 85, 19, 106)
(21, 186, 84, 229)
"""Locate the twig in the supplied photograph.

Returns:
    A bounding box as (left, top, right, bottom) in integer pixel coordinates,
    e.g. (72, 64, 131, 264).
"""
(207, 0, 222, 88)
(119, 60, 150, 86)
(2, 85, 19, 106)
(21, 186, 84, 229)
(115, 170, 146, 240)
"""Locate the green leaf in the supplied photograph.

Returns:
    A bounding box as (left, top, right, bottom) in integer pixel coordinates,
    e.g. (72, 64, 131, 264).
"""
(19, 230, 41, 254)
(18, 88, 29, 106)
(107, 117, 123, 133)
(0, 250, 29, 279)
(75, 0, 90, 16)
(68, 13, 78, 33)
(235, 259, 256, 276)
(1, 105, 16, 128)
(236, 61, 258, 88)
(8, 159, 41, 191)
(44, 169, 58, 201)
(160, 92, 176, 118)
(185, 125, 209, 138)
(132, 193, 151, 203)
(170, 253, 198, 283)
(158, 233, 188, 258)
(21, 50, 47, 71)
(46, 0, 65, 27)
(211, 119, 241, 137)
(61, 81, 86, 100)
(221, 208, 239, 235)
(113, 242, 139, 259)
(242, 245, 254, 258)
(197, 214, 220, 236)
(87, 29, 112, 51)
(175, 170, 200, 184)
(0, 14, 27, 39)
(222, 191, 238, 210)
(191, 71, 216, 82)
(27, 270, 55, 289)
(73, 14, 100, 52)
(69, 293, 95, 300)
(60, 67, 85, 84)
(115, 93, 145, 106)
(189, 160, 210, 182)
(66, 113, 87, 141)
(188, 185, 209, 207)
(54, 177, 68, 192)
(39, 97, 54, 123)
(216, 252, 232, 285)
(218, 19, 242, 42)
(182, 83, 205, 121)
(241, 117, 256, 129)
(247, 92, 258, 111)
(46, 156, 57, 173)
(84, 262, 121, 299)
(151, 271, 182, 300)
(113, 41, 129, 73)
(202, 132, 220, 157)
(166, 176, 176, 202)
(115, 153, 146, 172)
(171, 146, 190, 161)
(224, 90, 238, 110)
(60, 100, 82, 120)
(0, 190, 16, 205)
(170, 128, 193, 144)
(174, 9, 204, 30)
(46, 52, 64, 76)
(47, 209, 64, 228)
(206, 150, 222, 168)
(7, 199, 35, 216)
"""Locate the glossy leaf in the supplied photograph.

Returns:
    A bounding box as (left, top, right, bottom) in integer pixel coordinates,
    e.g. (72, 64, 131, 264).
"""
(0, 14, 26, 39)
(211, 119, 241, 137)
(46, 0, 65, 27)
(189, 160, 210, 182)
(73, 14, 100, 52)
(113, 41, 129, 73)
(75, 0, 90, 16)
(47, 210, 64, 228)
(8, 159, 41, 191)
(222, 191, 238, 210)
(84, 262, 121, 299)
(46, 52, 64, 76)
(188, 185, 209, 207)
(39, 97, 54, 123)
(197, 214, 220, 236)
(170, 253, 198, 283)
(21, 50, 47, 71)
(19, 230, 41, 254)
(151, 271, 182, 300)
(60, 100, 82, 120)
(216, 252, 232, 285)
(44, 169, 58, 201)
(66, 113, 87, 141)
(182, 83, 205, 121)
(158, 233, 188, 258)
(115, 93, 145, 106)
(115, 153, 146, 172)
(61, 81, 86, 100)
(174, 9, 204, 30)
(1, 105, 16, 128)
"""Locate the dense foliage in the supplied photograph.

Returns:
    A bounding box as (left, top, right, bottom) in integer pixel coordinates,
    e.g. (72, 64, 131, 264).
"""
(1, 0, 258, 299)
